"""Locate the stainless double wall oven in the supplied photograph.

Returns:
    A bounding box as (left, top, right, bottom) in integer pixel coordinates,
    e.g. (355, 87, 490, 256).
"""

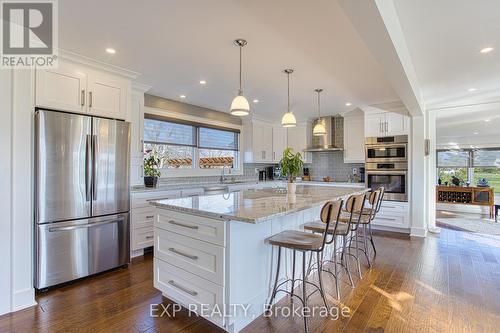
(365, 135, 408, 202)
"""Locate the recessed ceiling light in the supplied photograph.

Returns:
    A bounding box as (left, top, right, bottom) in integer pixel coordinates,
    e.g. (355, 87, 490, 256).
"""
(474, 132, 479, 135)
(485, 119, 491, 122)
(468, 88, 477, 92)
(180, 95, 186, 99)
(252, 99, 259, 103)
(345, 102, 352, 106)
(105, 48, 116, 54)
(199, 80, 207, 85)
(448, 142, 458, 145)
(480, 47, 494, 54)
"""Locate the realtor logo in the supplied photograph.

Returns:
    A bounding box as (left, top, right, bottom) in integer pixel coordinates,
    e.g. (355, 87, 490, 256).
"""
(1, 0, 58, 68)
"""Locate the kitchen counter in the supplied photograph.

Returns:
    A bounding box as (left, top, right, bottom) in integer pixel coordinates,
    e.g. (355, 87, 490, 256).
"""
(151, 185, 367, 223)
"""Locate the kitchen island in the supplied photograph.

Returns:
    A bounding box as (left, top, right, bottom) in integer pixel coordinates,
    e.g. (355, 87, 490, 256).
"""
(150, 185, 367, 333)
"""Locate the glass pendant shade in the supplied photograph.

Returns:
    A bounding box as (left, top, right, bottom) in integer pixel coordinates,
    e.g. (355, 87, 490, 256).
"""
(313, 121, 326, 136)
(281, 111, 297, 127)
(230, 94, 250, 116)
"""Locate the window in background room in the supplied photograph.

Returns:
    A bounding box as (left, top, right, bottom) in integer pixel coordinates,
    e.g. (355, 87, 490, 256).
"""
(437, 150, 470, 185)
(472, 149, 500, 193)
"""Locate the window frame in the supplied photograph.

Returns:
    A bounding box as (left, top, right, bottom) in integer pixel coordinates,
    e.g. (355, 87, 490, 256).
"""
(143, 108, 243, 178)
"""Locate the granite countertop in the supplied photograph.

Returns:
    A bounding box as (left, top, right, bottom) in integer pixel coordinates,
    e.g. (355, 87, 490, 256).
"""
(151, 185, 368, 223)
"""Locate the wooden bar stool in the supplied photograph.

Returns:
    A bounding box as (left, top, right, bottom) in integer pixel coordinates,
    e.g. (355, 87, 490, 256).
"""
(339, 189, 381, 269)
(266, 201, 340, 333)
(303, 194, 365, 299)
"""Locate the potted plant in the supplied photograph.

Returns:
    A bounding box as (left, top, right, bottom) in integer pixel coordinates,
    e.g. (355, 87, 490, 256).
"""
(144, 150, 161, 187)
(280, 147, 304, 194)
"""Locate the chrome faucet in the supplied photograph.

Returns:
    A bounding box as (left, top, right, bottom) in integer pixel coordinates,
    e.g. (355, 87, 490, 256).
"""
(220, 165, 230, 184)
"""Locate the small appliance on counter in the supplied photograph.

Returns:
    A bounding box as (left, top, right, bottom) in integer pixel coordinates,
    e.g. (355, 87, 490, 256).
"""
(359, 167, 365, 183)
(302, 167, 311, 181)
(266, 166, 274, 180)
(273, 166, 285, 180)
(259, 170, 267, 181)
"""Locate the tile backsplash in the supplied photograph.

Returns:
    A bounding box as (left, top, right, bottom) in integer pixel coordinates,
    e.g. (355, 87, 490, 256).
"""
(308, 151, 364, 182)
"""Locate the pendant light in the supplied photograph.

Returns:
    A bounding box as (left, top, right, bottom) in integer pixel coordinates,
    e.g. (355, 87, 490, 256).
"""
(281, 69, 297, 127)
(312, 89, 326, 136)
(230, 39, 250, 116)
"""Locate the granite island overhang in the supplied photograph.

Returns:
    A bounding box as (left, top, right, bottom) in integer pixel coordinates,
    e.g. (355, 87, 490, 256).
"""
(150, 185, 368, 332)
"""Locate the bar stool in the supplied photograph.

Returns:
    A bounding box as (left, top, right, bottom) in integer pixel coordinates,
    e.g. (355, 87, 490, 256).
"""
(339, 189, 381, 269)
(266, 201, 341, 333)
(303, 194, 366, 299)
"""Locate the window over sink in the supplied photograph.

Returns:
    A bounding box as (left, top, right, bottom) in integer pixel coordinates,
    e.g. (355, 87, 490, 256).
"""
(143, 114, 240, 175)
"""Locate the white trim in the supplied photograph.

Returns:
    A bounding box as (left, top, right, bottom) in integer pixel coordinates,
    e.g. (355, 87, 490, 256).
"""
(58, 49, 141, 79)
(144, 106, 244, 178)
(132, 82, 152, 93)
(410, 227, 428, 237)
(12, 288, 37, 312)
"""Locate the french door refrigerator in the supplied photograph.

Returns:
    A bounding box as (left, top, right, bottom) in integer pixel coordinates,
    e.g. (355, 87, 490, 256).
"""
(35, 109, 131, 289)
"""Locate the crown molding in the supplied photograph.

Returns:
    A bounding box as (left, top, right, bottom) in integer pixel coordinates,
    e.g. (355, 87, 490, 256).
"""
(132, 81, 152, 93)
(58, 49, 141, 79)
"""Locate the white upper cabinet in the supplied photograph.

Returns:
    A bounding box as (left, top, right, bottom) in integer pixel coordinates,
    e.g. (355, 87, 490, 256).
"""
(364, 111, 409, 137)
(287, 124, 311, 163)
(272, 126, 287, 162)
(35, 63, 87, 113)
(343, 114, 365, 163)
(87, 72, 128, 120)
(36, 59, 130, 120)
(243, 119, 273, 163)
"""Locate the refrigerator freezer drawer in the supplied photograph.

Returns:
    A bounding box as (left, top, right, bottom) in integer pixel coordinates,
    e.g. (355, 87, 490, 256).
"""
(35, 213, 130, 289)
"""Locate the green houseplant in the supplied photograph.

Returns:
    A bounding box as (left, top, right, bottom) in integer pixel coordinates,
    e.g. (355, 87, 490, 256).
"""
(144, 150, 161, 187)
(280, 147, 304, 194)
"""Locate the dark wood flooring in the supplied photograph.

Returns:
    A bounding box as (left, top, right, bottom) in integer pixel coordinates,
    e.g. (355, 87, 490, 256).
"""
(1, 228, 500, 333)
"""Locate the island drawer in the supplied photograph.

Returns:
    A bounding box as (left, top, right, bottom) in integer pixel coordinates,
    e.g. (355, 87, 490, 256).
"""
(131, 207, 156, 229)
(131, 226, 154, 251)
(155, 228, 224, 285)
(155, 210, 225, 247)
(154, 258, 224, 327)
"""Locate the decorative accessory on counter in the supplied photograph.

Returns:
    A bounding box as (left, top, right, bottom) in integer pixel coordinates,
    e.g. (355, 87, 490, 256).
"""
(281, 69, 297, 127)
(230, 39, 250, 116)
(312, 88, 326, 136)
(280, 147, 303, 194)
(144, 149, 161, 187)
(477, 178, 489, 187)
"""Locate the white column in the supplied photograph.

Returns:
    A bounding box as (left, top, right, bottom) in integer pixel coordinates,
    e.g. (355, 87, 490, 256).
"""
(410, 115, 428, 237)
(426, 110, 439, 233)
(0, 70, 13, 315)
(11, 69, 37, 311)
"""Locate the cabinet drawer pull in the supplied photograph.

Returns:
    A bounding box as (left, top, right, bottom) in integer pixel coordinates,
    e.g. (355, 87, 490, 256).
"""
(145, 235, 154, 240)
(168, 280, 198, 296)
(168, 220, 199, 230)
(146, 215, 154, 219)
(377, 217, 397, 221)
(382, 206, 397, 209)
(169, 247, 198, 260)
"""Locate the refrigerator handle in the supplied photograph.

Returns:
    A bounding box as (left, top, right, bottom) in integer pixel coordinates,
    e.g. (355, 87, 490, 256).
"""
(85, 135, 92, 201)
(92, 134, 98, 200)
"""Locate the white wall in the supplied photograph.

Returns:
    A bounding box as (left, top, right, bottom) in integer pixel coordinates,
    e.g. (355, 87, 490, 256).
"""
(410, 115, 428, 237)
(0, 70, 13, 315)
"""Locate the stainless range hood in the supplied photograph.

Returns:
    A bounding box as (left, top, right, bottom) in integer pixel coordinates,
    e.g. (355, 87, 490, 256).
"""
(305, 116, 344, 151)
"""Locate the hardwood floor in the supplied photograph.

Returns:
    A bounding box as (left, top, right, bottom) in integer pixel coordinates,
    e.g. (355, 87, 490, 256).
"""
(1, 228, 499, 333)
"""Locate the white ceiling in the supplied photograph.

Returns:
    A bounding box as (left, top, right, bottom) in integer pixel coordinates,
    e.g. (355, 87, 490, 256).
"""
(58, 0, 399, 121)
(394, 0, 500, 110)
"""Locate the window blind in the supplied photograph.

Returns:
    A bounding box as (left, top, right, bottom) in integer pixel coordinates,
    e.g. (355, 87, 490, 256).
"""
(437, 150, 469, 167)
(143, 118, 196, 146)
(198, 127, 239, 151)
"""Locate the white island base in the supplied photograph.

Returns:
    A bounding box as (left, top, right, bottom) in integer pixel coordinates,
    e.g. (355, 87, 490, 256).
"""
(151, 186, 366, 332)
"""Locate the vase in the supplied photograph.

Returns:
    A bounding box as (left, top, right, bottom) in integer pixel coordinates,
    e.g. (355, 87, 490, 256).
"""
(287, 182, 296, 194)
(144, 176, 158, 188)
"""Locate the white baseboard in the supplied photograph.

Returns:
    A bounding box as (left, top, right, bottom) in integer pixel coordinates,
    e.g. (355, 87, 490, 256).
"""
(410, 227, 427, 237)
(12, 287, 37, 312)
(371, 224, 410, 234)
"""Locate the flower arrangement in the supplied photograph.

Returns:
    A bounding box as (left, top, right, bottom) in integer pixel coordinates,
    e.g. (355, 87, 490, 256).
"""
(143, 149, 161, 187)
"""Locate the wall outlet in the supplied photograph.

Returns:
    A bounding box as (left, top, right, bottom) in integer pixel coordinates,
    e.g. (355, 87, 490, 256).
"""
(255, 168, 259, 174)
(352, 168, 358, 175)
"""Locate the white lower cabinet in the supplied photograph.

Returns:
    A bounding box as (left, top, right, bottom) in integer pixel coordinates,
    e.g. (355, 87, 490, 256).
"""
(372, 201, 409, 230)
(154, 258, 224, 327)
(154, 210, 226, 328)
(131, 226, 154, 251)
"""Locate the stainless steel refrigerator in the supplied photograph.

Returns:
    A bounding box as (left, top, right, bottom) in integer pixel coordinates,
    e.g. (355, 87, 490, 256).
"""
(35, 109, 131, 289)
